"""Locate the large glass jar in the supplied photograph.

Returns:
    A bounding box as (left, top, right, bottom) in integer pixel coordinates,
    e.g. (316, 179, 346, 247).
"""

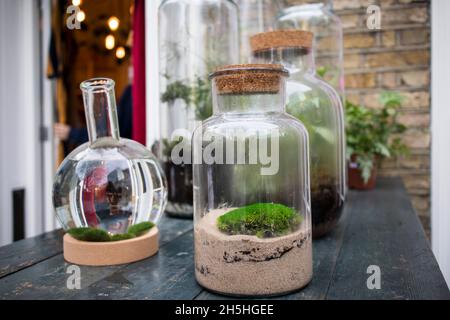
(53, 78, 167, 235)
(251, 30, 345, 238)
(158, 0, 239, 218)
(275, 2, 345, 98)
(193, 64, 312, 297)
(234, 0, 284, 62)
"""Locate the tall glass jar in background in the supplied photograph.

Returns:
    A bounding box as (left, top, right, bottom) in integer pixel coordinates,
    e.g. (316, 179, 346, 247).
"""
(251, 31, 345, 238)
(193, 64, 312, 296)
(158, 0, 239, 218)
(234, 0, 284, 62)
(275, 1, 345, 98)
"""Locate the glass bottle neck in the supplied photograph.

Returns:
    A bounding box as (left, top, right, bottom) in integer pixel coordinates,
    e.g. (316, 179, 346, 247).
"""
(212, 80, 286, 115)
(82, 82, 120, 146)
(252, 48, 316, 76)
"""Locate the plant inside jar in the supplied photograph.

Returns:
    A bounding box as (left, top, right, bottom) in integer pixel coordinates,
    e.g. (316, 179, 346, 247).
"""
(161, 76, 213, 123)
(286, 88, 344, 237)
(67, 221, 155, 242)
(216, 203, 302, 238)
(160, 76, 213, 156)
(159, 77, 213, 214)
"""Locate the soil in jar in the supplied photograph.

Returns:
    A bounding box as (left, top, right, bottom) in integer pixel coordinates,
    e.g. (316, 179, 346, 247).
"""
(311, 182, 344, 238)
(164, 161, 193, 218)
(194, 207, 312, 297)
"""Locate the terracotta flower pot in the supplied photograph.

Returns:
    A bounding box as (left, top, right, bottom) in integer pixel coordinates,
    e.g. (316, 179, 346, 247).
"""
(348, 155, 377, 190)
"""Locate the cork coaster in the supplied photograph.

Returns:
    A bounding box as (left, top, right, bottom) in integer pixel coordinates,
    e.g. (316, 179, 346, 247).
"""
(250, 30, 313, 52)
(63, 227, 159, 266)
(211, 64, 288, 95)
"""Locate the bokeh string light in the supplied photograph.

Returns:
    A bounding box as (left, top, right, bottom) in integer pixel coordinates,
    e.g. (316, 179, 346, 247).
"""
(108, 16, 120, 31)
(76, 10, 85, 22)
(116, 46, 126, 59)
(105, 35, 115, 50)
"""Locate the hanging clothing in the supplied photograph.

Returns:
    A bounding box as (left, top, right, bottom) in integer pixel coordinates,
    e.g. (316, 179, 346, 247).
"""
(132, 0, 146, 145)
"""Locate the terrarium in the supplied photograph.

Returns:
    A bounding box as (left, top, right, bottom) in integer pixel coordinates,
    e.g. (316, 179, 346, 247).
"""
(158, 0, 239, 218)
(234, 0, 284, 62)
(193, 64, 312, 296)
(250, 30, 345, 238)
(53, 78, 167, 265)
(275, 1, 345, 98)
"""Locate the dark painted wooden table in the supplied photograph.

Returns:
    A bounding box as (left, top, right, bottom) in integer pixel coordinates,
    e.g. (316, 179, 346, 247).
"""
(0, 178, 449, 300)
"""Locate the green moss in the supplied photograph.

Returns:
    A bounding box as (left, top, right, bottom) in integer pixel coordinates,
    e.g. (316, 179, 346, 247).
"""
(67, 228, 111, 242)
(127, 221, 155, 237)
(217, 203, 302, 238)
(67, 221, 155, 242)
(110, 233, 135, 241)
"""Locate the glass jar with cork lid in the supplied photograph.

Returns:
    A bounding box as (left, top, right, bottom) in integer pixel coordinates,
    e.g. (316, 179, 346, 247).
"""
(250, 30, 345, 238)
(193, 64, 312, 297)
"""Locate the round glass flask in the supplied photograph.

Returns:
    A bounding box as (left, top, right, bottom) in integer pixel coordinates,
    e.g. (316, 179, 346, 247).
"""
(158, 0, 239, 218)
(275, 2, 345, 98)
(193, 64, 312, 297)
(251, 30, 345, 238)
(53, 78, 167, 235)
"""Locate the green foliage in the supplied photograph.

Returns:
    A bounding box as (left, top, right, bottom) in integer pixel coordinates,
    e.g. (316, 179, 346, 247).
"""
(67, 221, 155, 242)
(345, 92, 409, 183)
(160, 77, 213, 158)
(162, 136, 184, 158)
(217, 203, 302, 238)
(286, 90, 337, 187)
(287, 91, 334, 146)
(161, 77, 213, 121)
(161, 81, 191, 105)
(191, 77, 213, 121)
(317, 66, 328, 79)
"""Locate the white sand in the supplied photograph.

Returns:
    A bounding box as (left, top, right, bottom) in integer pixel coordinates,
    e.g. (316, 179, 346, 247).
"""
(194, 208, 312, 296)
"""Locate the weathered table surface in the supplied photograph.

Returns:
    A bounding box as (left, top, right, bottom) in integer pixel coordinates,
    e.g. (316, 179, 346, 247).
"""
(0, 178, 448, 300)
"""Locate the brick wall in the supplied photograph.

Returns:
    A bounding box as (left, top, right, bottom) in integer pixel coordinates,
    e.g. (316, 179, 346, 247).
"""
(283, 0, 431, 234)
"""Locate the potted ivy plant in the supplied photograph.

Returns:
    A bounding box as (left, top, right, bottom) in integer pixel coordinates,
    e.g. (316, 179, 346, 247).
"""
(345, 92, 408, 190)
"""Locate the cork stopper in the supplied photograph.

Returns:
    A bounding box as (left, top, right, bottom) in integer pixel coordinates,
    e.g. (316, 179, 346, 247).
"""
(210, 64, 288, 95)
(250, 30, 313, 52)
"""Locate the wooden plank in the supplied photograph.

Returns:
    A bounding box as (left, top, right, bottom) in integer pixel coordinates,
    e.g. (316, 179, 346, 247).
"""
(326, 179, 450, 300)
(158, 215, 193, 246)
(0, 229, 64, 279)
(68, 231, 202, 300)
(0, 230, 198, 300)
(0, 215, 193, 299)
(0, 215, 189, 280)
(1, 178, 449, 300)
(283, 200, 353, 300)
(196, 192, 355, 300)
(0, 254, 122, 299)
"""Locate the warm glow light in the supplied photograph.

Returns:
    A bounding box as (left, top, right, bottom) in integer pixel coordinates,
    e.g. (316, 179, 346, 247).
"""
(116, 46, 126, 59)
(105, 35, 115, 50)
(76, 10, 85, 22)
(108, 16, 120, 31)
(72, 0, 82, 6)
